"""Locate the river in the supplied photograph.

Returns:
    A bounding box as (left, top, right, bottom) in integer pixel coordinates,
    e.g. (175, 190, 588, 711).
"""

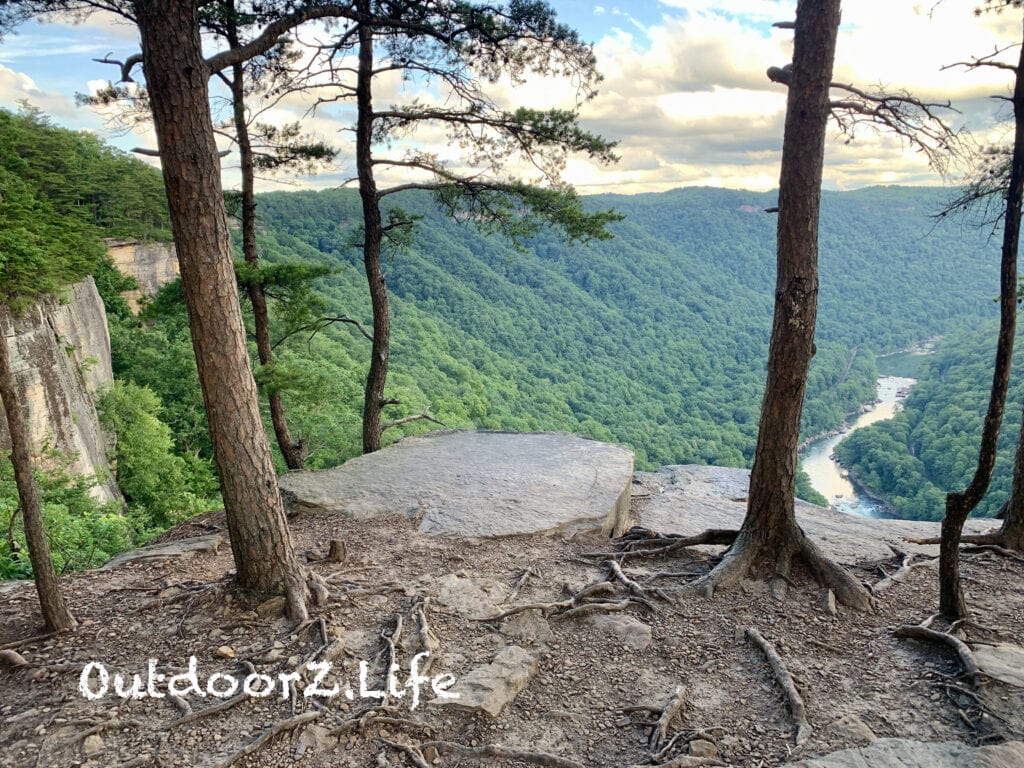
(799, 376, 916, 518)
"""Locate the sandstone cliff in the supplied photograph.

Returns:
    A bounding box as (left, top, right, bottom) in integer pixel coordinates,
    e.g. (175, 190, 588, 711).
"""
(105, 239, 179, 312)
(0, 278, 120, 504)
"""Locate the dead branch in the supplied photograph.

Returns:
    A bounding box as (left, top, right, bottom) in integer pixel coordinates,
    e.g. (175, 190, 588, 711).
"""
(421, 740, 586, 768)
(827, 81, 960, 171)
(745, 628, 811, 746)
(0, 632, 58, 651)
(894, 625, 985, 686)
(607, 558, 672, 603)
(94, 53, 143, 83)
(871, 550, 936, 594)
(381, 413, 448, 431)
(650, 684, 687, 751)
(505, 567, 537, 603)
(211, 710, 322, 768)
(942, 44, 1021, 74)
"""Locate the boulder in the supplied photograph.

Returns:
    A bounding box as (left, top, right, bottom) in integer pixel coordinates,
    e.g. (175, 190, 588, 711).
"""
(973, 643, 1024, 688)
(435, 645, 538, 717)
(279, 431, 633, 538)
(789, 738, 1024, 768)
(100, 534, 222, 570)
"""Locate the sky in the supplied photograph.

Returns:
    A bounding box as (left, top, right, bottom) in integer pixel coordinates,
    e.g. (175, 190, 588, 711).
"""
(0, 1, 1020, 195)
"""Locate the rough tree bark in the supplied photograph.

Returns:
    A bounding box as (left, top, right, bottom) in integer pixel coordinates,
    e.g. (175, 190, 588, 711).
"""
(134, 0, 317, 618)
(225, 11, 306, 471)
(0, 322, 76, 631)
(693, 0, 873, 610)
(938, 30, 1024, 619)
(355, 1, 390, 455)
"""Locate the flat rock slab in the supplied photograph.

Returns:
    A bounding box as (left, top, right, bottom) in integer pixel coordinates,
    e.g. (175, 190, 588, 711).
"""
(790, 738, 1024, 767)
(435, 645, 538, 717)
(973, 643, 1024, 688)
(638, 465, 990, 562)
(279, 431, 633, 538)
(99, 534, 223, 571)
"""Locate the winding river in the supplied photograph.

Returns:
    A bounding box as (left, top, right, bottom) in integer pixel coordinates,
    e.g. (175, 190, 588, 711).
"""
(799, 376, 915, 518)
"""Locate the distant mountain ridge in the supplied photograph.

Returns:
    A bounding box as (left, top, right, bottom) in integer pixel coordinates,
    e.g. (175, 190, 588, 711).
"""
(244, 184, 1000, 470)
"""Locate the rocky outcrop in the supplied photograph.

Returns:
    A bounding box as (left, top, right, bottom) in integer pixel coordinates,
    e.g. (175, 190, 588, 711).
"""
(105, 239, 179, 312)
(637, 464, 990, 562)
(0, 278, 120, 504)
(278, 430, 634, 538)
(791, 738, 1024, 767)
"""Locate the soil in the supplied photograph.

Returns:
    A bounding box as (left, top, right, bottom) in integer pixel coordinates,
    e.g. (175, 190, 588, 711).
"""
(1, 494, 1023, 768)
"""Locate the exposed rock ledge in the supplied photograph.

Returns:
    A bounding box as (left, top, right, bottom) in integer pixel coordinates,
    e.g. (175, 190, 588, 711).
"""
(278, 430, 634, 538)
(636, 465, 991, 562)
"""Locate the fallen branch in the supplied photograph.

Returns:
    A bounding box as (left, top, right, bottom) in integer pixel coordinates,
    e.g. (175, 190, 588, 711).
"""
(381, 413, 448, 431)
(650, 684, 687, 751)
(871, 551, 936, 594)
(211, 710, 321, 768)
(894, 625, 985, 686)
(745, 627, 811, 746)
(0, 632, 57, 651)
(421, 740, 586, 768)
(604, 527, 738, 561)
(505, 567, 537, 603)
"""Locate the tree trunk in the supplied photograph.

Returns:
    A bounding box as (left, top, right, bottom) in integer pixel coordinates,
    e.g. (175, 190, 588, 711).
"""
(356, 7, 389, 454)
(938, 29, 1024, 620)
(746, 0, 839, 544)
(0, 320, 76, 631)
(694, 0, 870, 610)
(134, 0, 313, 618)
(226, 26, 305, 471)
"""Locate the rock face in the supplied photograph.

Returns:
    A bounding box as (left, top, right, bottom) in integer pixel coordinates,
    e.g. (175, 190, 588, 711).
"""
(0, 278, 120, 504)
(790, 738, 1024, 768)
(279, 431, 634, 538)
(435, 645, 538, 717)
(637, 465, 989, 562)
(105, 239, 179, 313)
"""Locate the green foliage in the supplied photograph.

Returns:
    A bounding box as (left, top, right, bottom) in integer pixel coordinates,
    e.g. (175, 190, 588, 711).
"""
(0, 457, 133, 578)
(835, 325, 1024, 520)
(99, 381, 219, 531)
(245, 185, 999, 471)
(0, 105, 172, 241)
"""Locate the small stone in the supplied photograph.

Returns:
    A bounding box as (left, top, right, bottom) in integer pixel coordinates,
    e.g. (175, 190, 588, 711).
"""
(82, 734, 104, 756)
(820, 589, 837, 616)
(689, 739, 718, 758)
(256, 596, 288, 618)
(215, 645, 235, 659)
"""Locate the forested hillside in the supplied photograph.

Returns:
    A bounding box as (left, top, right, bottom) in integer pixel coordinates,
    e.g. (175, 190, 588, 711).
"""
(836, 325, 1024, 520)
(201, 185, 1001, 472)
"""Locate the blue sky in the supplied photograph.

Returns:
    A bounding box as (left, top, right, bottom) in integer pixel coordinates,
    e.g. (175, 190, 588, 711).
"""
(0, 1, 1018, 194)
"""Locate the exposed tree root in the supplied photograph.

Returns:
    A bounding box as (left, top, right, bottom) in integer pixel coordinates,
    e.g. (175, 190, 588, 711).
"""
(481, 562, 662, 623)
(589, 526, 737, 562)
(170, 690, 248, 730)
(871, 549, 936, 595)
(894, 625, 986, 686)
(211, 710, 321, 768)
(745, 627, 812, 746)
(420, 740, 586, 768)
(649, 684, 687, 751)
(377, 738, 431, 768)
(505, 567, 537, 603)
(688, 530, 874, 611)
